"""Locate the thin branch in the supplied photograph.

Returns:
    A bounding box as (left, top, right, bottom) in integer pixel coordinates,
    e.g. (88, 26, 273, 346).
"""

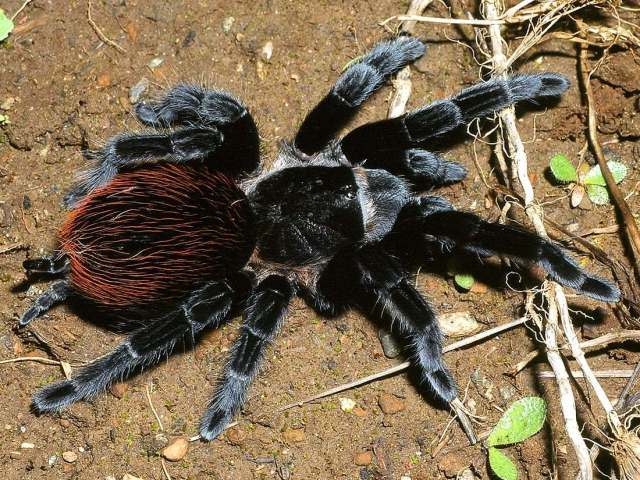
(87, 0, 126, 54)
(277, 316, 528, 412)
(513, 330, 640, 374)
(579, 45, 640, 277)
(539, 369, 636, 379)
(381, 14, 506, 27)
(145, 384, 164, 432)
(0, 356, 64, 366)
(11, 0, 33, 21)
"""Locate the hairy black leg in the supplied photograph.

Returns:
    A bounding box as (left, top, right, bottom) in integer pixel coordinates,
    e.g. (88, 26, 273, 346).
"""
(341, 73, 570, 163)
(64, 127, 223, 208)
(19, 280, 71, 328)
(23, 255, 70, 276)
(135, 84, 260, 176)
(317, 246, 456, 402)
(294, 37, 425, 155)
(200, 275, 293, 440)
(32, 277, 249, 413)
(393, 203, 620, 302)
(365, 149, 467, 189)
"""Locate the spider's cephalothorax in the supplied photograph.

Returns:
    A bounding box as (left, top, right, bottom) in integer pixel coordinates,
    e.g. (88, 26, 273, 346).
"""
(19, 37, 620, 440)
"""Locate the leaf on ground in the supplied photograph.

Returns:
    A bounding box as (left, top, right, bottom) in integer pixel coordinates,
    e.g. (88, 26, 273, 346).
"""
(489, 447, 518, 480)
(586, 184, 611, 205)
(487, 397, 546, 446)
(0, 9, 14, 42)
(549, 154, 577, 183)
(454, 273, 474, 290)
(584, 161, 627, 186)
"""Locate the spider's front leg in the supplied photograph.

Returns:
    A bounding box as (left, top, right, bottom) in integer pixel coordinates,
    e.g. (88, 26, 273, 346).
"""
(341, 73, 569, 189)
(294, 37, 426, 155)
(200, 275, 293, 440)
(316, 247, 456, 403)
(31, 276, 249, 413)
(385, 197, 621, 302)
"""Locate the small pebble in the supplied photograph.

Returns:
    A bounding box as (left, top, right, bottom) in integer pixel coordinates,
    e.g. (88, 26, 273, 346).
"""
(352, 407, 368, 417)
(62, 450, 78, 463)
(129, 78, 149, 104)
(438, 311, 481, 338)
(282, 428, 305, 443)
(97, 73, 111, 87)
(354, 451, 373, 466)
(20, 442, 35, 449)
(48, 455, 58, 466)
(109, 382, 128, 399)
(9, 451, 21, 459)
(152, 433, 168, 450)
(222, 16, 235, 32)
(339, 397, 356, 413)
(1, 97, 15, 110)
(378, 328, 401, 358)
(225, 426, 246, 446)
(122, 475, 143, 480)
(148, 57, 164, 69)
(378, 393, 405, 415)
(260, 41, 273, 62)
(182, 30, 196, 48)
(161, 437, 189, 461)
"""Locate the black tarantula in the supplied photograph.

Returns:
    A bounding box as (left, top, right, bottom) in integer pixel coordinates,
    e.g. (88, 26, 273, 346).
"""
(19, 37, 619, 440)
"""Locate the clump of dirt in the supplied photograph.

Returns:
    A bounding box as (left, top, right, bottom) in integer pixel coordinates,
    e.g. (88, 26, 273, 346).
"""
(1, 1, 638, 479)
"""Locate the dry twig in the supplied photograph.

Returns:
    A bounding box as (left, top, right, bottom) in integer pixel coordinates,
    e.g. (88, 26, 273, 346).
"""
(578, 45, 640, 276)
(277, 316, 528, 412)
(87, 0, 126, 54)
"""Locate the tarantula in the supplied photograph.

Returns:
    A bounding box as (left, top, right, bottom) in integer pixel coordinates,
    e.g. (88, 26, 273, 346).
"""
(18, 37, 619, 440)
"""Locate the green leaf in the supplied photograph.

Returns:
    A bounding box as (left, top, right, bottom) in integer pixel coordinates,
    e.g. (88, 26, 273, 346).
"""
(489, 447, 518, 480)
(584, 161, 627, 186)
(549, 154, 577, 183)
(0, 9, 14, 42)
(586, 184, 610, 205)
(487, 397, 546, 446)
(454, 273, 475, 290)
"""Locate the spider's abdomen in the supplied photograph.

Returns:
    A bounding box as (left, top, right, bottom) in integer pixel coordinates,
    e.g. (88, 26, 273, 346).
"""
(60, 164, 255, 308)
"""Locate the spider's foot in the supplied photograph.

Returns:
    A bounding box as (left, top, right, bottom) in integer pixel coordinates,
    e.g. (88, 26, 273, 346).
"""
(511, 72, 570, 101)
(423, 369, 458, 403)
(199, 408, 234, 441)
(32, 380, 78, 414)
(572, 274, 621, 303)
(18, 306, 40, 328)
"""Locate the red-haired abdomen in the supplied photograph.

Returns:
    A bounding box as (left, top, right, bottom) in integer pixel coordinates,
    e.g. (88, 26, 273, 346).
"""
(59, 164, 255, 308)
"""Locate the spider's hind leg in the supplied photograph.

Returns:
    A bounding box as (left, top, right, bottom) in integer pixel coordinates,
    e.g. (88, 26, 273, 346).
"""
(32, 276, 249, 413)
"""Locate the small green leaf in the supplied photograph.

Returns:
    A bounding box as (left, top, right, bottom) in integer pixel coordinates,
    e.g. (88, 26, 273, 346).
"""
(454, 273, 474, 290)
(549, 154, 577, 183)
(584, 161, 627, 186)
(489, 447, 518, 480)
(586, 184, 610, 205)
(0, 9, 14, 42)
(487, 397, 546, 446)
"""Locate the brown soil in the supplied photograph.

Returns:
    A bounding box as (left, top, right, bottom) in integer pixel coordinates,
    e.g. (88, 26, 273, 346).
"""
(1, 1, 639, 479)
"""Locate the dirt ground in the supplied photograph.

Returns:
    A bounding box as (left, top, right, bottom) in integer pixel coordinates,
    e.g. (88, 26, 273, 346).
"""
(1, 1, 639, 479)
